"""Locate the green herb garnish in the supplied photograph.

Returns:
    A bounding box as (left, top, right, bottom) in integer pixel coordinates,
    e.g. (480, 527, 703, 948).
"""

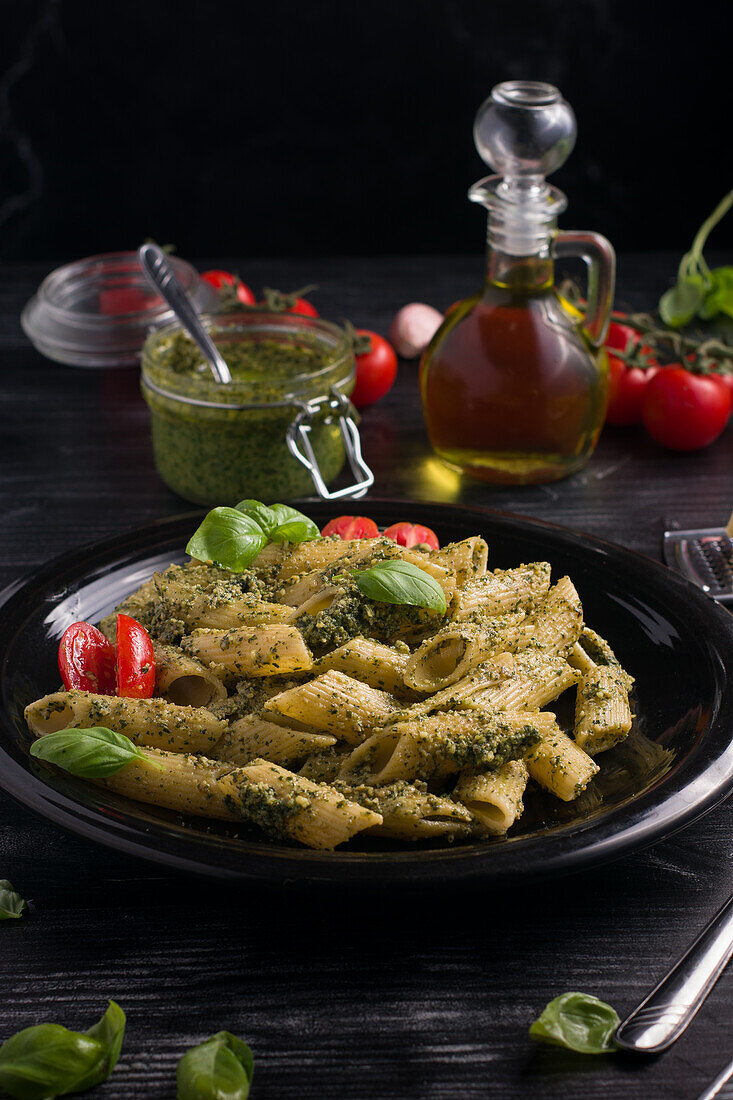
(30, 727, 162, 778)
(529, 992, 620, 1054)
(659, 189, 733, 328)
(177, 1031, 254, 1100)
(0, 1001, 125, 1099)
(0, 881, 26, 921)
(186, 500, 319, 572)
(352, 559, 447, 614)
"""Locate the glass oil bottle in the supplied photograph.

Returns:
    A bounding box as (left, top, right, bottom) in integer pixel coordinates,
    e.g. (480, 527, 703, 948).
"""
(420, 81, 616, 484)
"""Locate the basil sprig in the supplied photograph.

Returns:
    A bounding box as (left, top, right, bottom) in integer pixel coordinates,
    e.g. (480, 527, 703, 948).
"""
(177, 1031, 254, 1100)
(0, 880, 26, 920)
(659, 189, 733, 328)
(186, 500, 319, 572)
(529, 992, 620, 1054)
(352, 559, 447, 614)
(30, 727, 162, 778)
(0, 1001, 125, 1099)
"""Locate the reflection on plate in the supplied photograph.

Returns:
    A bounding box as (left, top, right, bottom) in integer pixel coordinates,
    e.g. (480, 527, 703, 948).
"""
(1, 501, 732, 884)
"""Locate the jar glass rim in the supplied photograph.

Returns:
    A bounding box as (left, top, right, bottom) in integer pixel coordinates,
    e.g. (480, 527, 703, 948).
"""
(141, 310, 355, 406)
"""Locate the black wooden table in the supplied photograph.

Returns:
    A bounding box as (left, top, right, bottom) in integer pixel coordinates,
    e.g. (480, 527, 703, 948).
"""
(2, 256, 731, 1099)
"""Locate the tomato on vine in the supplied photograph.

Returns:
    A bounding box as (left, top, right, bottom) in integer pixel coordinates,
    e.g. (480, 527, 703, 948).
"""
(642, 368, 731, 451)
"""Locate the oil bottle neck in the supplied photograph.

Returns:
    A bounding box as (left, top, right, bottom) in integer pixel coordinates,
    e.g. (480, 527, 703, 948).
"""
(486, 244, 554, 292)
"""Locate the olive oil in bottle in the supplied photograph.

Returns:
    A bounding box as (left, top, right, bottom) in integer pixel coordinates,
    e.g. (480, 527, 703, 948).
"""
(420, 81, 615, 485)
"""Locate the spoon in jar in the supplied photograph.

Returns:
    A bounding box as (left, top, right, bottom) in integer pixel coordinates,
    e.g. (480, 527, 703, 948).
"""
(137, 243, 232, 383)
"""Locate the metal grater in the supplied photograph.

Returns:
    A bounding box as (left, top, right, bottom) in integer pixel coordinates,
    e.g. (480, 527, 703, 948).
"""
(663, 527, 733, 604)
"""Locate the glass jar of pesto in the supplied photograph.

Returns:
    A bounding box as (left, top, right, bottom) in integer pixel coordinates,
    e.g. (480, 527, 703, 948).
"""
(141, 312, 373, 505)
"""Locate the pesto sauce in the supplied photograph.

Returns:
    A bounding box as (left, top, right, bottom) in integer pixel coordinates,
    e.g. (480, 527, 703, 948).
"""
(141, 328, 352, 505)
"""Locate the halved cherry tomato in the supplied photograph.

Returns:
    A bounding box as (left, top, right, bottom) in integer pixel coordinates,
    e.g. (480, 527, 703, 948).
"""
(351, 330, 398, 409)
(383, 522, 440, 550)
(116, 614, 156, 699)
(200, 269, 236, 290)
(642, 367, 731, 451)
(321, 516, 379, 540)
(58, 623, 117, 695)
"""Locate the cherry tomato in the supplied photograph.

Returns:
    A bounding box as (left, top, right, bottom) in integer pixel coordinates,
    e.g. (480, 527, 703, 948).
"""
(58, 623, 117, 695)
(712, 371, 733, 400)
(288, 297, 319, 317)
(321, 516, 380, 540)
(236, 281, 256, 306)
(351, 331, 398, 409)
(200, 269, 236, 290)
(383, 522, 440, 550)
(116, 614, 156, 699)
(605, 319, 638, 356)
(606, 359, 659, 426)
(642, 368, 732, 451)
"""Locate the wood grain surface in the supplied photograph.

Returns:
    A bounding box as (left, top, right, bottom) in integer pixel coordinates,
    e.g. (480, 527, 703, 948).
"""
(1, 256, 731, 1099)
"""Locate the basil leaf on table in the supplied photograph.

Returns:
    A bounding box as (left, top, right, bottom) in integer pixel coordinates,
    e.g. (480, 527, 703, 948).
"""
(186, 507, 268, 571)
(73, 1001, 127, 1092)
(0, 1001, 125, 1099)
(353, 560, 447, 614)
(177, 1031, 254, 1100)
(0, 880, 26, 920)
(529, 992, 620, 1054)
(29, 727, 160, 778)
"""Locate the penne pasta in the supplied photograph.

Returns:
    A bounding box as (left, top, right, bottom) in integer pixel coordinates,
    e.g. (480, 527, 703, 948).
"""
(264, 670, 397, 744)
(154, 643, 228, 709)
(25, 690, 226, 754)
(25, 514, 635, 850)
(221, 759, 382, 849)
(214, 714, 336, 767)
(454, 759, 529, 835)
(183, 624, 313, 677)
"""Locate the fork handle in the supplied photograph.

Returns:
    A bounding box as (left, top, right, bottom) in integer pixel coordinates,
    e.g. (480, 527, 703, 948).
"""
(614, 894, 733, 1054)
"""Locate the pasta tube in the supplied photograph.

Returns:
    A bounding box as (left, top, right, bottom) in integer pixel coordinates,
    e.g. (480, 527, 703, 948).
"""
(454, 759, 529, 834)
(183, 625, 313, 677)
(264, 670, 397, 744)
(451, 562, 551, 619)
(154, 643, 227, 709)
(403, 613, 532, 692)
(214, 715, 336, 767)
(525, 723, 599, 801)
(221, 759, 382, 849)
(337, 781, 473, 840)
(25, 690, 226, 754)
(97, 748, 242, 820)
(312, 637, 410, 694)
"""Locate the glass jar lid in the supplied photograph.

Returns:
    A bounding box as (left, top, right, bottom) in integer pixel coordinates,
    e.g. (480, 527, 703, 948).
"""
(21, 251, 218, 368)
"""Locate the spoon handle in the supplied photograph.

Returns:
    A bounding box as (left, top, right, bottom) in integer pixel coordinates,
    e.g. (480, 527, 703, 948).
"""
(138, 244, 232, 383)
(614, 893, 733, 1054)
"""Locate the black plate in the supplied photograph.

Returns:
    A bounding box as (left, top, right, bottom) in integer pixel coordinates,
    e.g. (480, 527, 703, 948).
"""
(1, 500, 732, 885)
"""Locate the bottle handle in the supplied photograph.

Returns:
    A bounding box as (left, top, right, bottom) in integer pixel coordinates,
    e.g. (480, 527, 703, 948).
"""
(552, 230, 616, 347)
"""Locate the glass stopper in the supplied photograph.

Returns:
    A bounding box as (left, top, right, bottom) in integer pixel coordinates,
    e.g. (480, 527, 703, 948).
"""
(473, 81, 576, 197)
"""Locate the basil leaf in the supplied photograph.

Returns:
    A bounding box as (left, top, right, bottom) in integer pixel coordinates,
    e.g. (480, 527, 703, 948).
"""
(0, 880, 26, 920)
(29, 727, 153, 778)
(659, 275, 705, 328)
(186, 508, 268, 572)
(699, 266, 733, 321)
(0, 1024, 105, 1100)
(529, 992, 620, 1054)
(177, 1031, 254, 1100)
(353, 560, 447, 614)
(73, 1001, 126, 1092)
(234, 500, 276, 535)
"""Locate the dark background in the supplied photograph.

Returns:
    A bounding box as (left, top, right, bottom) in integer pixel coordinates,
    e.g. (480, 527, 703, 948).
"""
(0, 0, 729, 263)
